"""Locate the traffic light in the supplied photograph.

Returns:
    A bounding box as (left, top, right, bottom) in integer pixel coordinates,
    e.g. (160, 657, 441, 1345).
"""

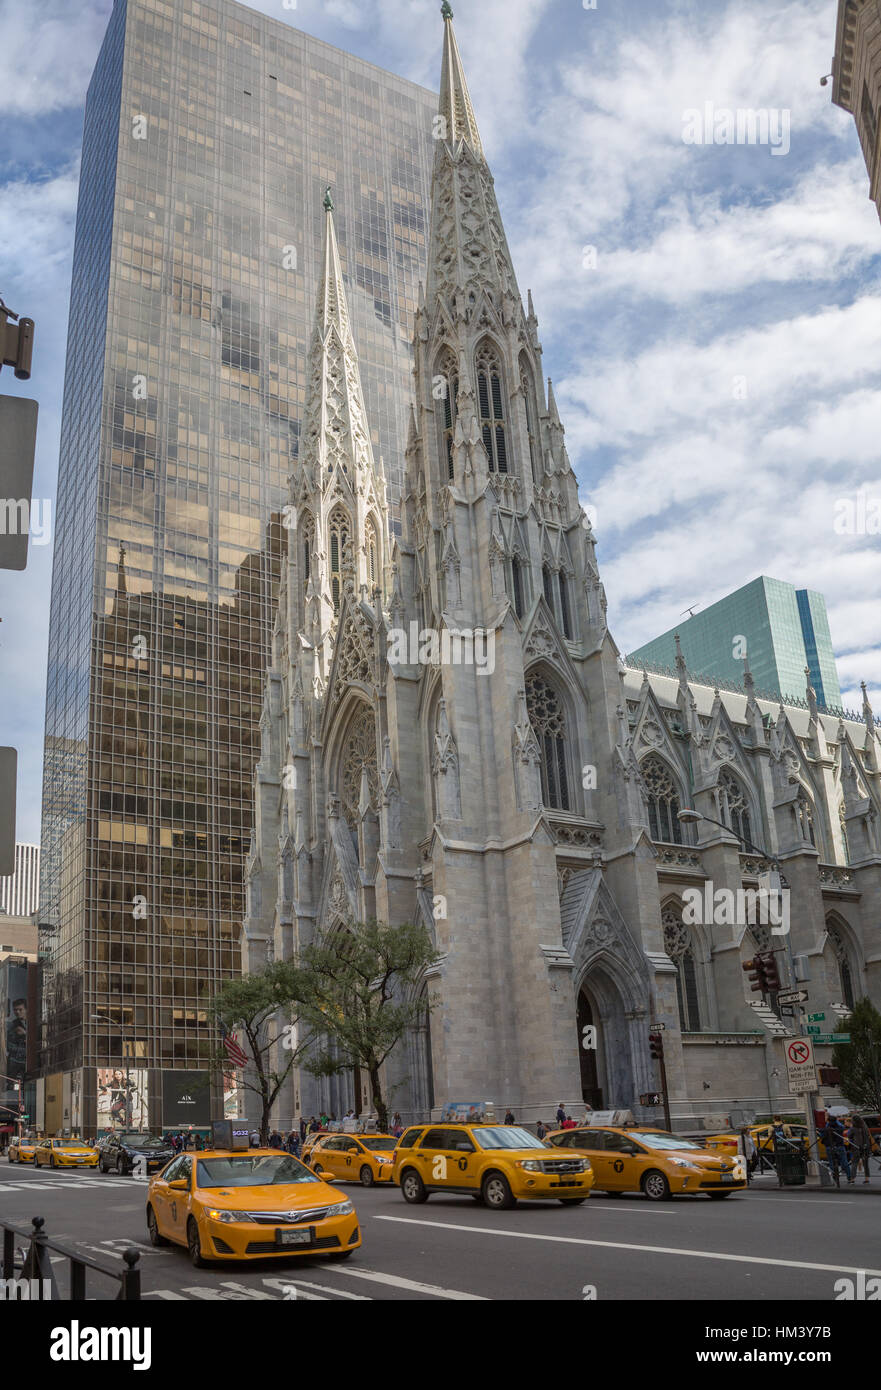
(760, 951, 781, 992)
(743, 957, 763, 992)
(817, 1066, 841, 1085)
(0, 303, 34, 380)
(649, 1033, 664, 1061)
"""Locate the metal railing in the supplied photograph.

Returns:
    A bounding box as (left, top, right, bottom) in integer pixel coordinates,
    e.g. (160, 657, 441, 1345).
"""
(1, 1216, 141, 1300)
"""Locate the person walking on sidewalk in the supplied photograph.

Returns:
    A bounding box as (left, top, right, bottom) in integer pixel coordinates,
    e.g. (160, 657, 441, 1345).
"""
(846, 1115, 872, 1184)
(821, 1115, 853, 1186)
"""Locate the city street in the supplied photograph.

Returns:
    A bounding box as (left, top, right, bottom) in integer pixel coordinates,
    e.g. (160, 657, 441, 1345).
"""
(2, 1164, 879, 1303)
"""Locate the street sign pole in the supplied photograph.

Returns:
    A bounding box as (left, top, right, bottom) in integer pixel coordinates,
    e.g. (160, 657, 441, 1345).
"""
(779, 921, 831, 1187)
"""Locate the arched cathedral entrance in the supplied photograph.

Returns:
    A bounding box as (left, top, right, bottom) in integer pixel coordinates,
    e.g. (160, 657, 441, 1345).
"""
(576, 966, 637, 1112)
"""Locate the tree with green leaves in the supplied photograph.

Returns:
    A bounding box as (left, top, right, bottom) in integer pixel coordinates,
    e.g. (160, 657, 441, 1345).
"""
(284, 919, 439, 1133)
(832, 997, 881, 1116)
(208, 961, 310, 1145)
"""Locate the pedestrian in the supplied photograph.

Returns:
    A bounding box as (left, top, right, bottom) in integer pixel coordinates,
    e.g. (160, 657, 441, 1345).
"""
(504, 1108, 515, 1125)
(392, 1112, 402, 1134)
(821, 1115, 853, 1186)
(249, 1129, 260, 1148)
(556, 1102, 566, 1130)
(309, 1116, 320, 1134)
(846, 1115, 872, 1184)
(562, 1114, 576, 1130)
(740, 1127, 757, 1183)
(536, 1120, 547, 1140)
(299, 1116, 307, 1142)
(287, 1130, 300, 1157)
(581, 1105, 593, 1125)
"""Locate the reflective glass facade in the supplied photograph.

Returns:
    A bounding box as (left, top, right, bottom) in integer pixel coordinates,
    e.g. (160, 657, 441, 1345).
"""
(40, 0, 435, 1128)
(628, 575, 843, 707)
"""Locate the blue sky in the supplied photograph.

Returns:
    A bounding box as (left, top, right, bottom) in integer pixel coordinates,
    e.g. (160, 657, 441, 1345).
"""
(1, 0, 880, 846)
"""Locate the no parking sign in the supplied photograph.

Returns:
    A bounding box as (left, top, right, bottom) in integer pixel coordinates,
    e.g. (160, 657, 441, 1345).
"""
(786, 1037, 817, 1093)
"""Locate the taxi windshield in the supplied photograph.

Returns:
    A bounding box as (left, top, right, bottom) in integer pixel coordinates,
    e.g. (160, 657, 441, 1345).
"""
(362, 1138, 397, 1151)
(629, 1133, 703, 1150)
(58, 1140, 88, 1148)
(473, 1127, 545, 1150)
(196, 1156, 321, 1188)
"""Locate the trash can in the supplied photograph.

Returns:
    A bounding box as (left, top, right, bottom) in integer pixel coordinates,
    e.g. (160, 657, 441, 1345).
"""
(777, 1151, 807, 1186)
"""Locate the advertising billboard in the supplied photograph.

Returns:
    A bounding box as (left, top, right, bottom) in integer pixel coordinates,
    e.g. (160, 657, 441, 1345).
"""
(96, 1068, 148, 1130)
(162, 1070, 212, 1127)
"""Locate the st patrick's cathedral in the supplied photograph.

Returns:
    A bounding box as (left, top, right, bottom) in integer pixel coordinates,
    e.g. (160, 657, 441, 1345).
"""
(244, 6, 881, 1131)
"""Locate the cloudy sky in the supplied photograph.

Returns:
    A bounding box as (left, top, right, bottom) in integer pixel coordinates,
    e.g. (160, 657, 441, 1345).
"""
(1, 0, 879, 845)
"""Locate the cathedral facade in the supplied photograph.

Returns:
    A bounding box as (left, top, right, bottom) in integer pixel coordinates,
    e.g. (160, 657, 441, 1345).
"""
(244, 7, 881, 1132)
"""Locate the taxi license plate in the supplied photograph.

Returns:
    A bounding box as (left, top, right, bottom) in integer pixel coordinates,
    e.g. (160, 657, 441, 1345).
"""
(276, 1228, 313, 1247)
(552, 1179, 577, 1187)
(720, 1173, 735, 1182)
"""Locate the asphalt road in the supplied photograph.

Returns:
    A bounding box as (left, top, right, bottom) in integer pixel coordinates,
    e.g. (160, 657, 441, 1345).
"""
(1, 1163, 879, 1303)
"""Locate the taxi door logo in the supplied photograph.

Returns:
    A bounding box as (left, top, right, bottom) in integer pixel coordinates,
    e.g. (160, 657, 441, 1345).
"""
(457, 1157, 468, 1171)
(432, 1156, 447, 1179)
(613, 1159, 625, 1173)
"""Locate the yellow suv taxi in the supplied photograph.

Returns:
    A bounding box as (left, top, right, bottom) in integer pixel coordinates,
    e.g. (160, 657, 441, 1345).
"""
(308, 1133, 398, 1186)
(393, 1123, 594, 1209)
(544, 1126, 746, 1200)
(146, 1147, 361, 1266)
(7, 1135, 40, 1163)
(34, 1137, 100, 1169)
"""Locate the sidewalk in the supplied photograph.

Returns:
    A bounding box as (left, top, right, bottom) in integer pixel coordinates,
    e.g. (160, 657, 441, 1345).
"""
(748, 1168, 881, 1193)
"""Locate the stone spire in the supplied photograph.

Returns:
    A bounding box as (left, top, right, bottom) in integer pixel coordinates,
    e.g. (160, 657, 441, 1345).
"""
(438, 3, 483, 157)
(426, 4, 519, 308)
(299, 191, 375, 486)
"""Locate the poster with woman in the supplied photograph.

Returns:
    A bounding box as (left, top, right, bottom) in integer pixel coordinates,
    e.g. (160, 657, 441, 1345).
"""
(96, 1068, 148, 1129)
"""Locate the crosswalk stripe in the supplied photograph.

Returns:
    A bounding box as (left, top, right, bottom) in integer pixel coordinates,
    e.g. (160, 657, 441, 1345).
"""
(319, 1263, 487, 1300)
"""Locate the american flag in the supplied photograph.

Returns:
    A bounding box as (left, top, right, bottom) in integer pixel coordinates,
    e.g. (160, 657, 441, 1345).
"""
(220, 1020, 248, 1070)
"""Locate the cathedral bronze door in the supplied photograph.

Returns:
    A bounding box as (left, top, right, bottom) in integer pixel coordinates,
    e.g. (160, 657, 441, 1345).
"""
(577, 988, 603, 1109)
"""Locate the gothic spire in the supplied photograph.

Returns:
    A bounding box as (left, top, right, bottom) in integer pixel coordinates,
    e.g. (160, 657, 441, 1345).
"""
(439, 3, 483, 158)
(425, 6, 519, 307)
(300, 191, 375, 484)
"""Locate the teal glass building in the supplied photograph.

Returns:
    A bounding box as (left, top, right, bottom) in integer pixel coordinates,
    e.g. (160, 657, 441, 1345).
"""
(628, 576, 843, 708)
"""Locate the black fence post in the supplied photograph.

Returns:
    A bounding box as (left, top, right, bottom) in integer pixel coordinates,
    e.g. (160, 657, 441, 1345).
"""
(2, 1226, 14, 1279)
(117, 1248, 141, 1301)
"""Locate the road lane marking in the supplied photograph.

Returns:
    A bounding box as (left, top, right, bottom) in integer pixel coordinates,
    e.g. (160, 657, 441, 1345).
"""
(319, 1264, 487, 1299)
(375, 1216, 881, 1277)
(261, 1277, 370, 1301)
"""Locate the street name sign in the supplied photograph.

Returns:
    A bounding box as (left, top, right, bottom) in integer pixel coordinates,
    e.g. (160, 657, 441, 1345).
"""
(786, 1036, 817, 1093)
(777, 989, 808, 1006)
(813, 1033, 850, 1046)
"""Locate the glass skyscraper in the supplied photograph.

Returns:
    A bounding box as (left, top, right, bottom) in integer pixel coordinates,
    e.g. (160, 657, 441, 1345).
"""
(627, 575, 843, 709)
(39, 0, 435, 1131)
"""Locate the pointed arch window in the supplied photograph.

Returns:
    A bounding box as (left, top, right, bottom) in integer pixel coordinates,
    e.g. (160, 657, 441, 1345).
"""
(642, 755, 684, 844)
(719, 767, 752, 847)
(558, 571, 572, 640)
(839, 800, 851, 866)
(542, 563, 555, 609)
(525, 671, 570, 810)
(510, 555, 525, 619)
(365, 517, 379, 589)
(827, 923, 855, 1010)
(476, 342, 508, 473)
(329, 510, 350, 613)
(663, 905, 701, 1031)
(437, 351, 459, 481)
(520, 359, 541, 485)
(301, 513, 315, 605)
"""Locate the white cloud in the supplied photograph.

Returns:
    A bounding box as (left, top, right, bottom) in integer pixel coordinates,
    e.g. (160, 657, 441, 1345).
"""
(0, 0, 111, 116)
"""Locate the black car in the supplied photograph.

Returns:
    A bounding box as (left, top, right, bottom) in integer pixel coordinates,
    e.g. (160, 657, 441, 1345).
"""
(98, 1131, 174, 1176)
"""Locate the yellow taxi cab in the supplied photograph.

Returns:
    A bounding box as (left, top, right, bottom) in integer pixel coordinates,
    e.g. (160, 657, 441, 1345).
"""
(393, 1122, 594, 1209)
(704, 1122, 813, 1159)
(307, 1133, 398, 1187)
(544, 1126, 746, 1200)
(7, 1135, 40, 1163)
(145, 1147, 361, 1267)
(34, 1137, 100, 1169)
